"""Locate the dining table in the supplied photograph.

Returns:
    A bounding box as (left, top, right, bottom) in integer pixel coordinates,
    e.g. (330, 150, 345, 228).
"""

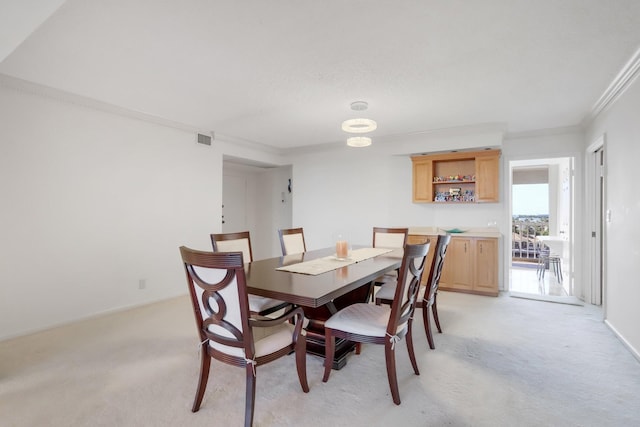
(244, 246, 404, 369)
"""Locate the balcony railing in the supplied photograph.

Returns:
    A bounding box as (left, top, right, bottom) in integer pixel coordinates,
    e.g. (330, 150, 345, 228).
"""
(512, 219, 548, 261)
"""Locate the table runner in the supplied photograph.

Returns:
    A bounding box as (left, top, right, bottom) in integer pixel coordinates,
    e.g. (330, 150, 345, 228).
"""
(276, 247, 393, 276)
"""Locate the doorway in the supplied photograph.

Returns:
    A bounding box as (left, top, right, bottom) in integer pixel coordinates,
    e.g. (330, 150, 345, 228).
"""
(509, 157, 575, 300)
(222, 159, 293, 259)
(587, 136, 605, 307)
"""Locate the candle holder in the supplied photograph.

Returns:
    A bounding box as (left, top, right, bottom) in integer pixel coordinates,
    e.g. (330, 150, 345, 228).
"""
(334, 233, 351, 260)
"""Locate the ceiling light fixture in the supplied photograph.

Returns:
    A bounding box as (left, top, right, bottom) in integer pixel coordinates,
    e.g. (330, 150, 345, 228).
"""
(341, 118, 377, 133)
(350, 101, 369, 111)
(346, 136, 372, 147)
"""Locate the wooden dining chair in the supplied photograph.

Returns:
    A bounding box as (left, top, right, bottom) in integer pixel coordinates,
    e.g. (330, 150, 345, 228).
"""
(211, 231, 291, 316)
(370, 227, 409, 300)
(322, 242, 430, 405)
(278, 227, 307, 256)
(373, 227, 409, 249)
(179, 246, 309, 427)
(375, 234, 451, 349)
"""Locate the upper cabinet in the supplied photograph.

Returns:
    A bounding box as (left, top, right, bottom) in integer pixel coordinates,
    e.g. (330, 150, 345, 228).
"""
(412, 149, 501, 203)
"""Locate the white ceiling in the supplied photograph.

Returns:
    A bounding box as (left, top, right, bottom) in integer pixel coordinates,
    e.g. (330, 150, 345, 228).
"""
(2, 0, 640, 149)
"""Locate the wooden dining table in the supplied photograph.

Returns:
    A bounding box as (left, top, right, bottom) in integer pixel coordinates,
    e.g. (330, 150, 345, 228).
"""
(244, 246, 403, 369)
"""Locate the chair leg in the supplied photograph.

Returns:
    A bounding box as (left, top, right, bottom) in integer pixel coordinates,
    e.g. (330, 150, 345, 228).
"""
(384, 343, 401, 405)
(191, 348, 211, 412)
(322, 332, 335, 382)
(406, 320, 420, 375)
(355, 342, 362, 354)
(244, 365, 256, 427)
(295, 335, 310, 392)
(432, 296, 442, 334)
(423, 305, 435, 350)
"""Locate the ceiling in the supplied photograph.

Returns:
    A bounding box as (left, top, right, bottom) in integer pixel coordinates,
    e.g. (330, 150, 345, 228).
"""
(2, 0, 640, 150)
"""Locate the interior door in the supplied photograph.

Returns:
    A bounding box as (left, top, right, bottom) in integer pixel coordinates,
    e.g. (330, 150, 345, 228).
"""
(222, 174, 247, 233)
(591, 148, 604, 305)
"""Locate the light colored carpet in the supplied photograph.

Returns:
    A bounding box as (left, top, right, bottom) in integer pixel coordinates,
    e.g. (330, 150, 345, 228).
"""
(1, 291, 639, 427)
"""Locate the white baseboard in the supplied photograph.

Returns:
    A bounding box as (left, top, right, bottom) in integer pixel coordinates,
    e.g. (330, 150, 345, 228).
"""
(0, 292, 187, 343)
(605, 319, 640, 362)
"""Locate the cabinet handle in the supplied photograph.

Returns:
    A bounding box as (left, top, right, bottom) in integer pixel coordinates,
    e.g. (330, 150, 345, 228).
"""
(480, 243, 483, 253)
(464, 243, 467, 253)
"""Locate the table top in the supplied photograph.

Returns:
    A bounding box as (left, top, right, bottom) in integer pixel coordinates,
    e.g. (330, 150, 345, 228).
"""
(244, 246, 403, 308)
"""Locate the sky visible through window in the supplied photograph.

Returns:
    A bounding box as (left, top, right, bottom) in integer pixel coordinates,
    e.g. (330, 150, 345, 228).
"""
(512, 184, 549, 215)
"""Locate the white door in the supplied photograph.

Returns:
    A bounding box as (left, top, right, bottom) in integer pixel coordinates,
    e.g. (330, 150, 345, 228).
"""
(591, 148, 604, 305)
(222, 174, 247, 233)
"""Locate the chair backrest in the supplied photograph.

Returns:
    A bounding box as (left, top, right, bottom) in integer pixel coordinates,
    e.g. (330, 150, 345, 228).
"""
(278, 227, 306, 256)
(422, 235, 451, 304)
(373, 227, 408, 249)
(210, 231, 253, 263)
(387, 242, 430, 335)
(179, 246, 255, 360)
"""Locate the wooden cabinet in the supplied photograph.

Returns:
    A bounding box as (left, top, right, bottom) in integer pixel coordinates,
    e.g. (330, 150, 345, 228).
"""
(474, 238, 498, 294)
(438, 236, 498, 297)
(440, 237, 474, 291)
(412, 149, 501, 203)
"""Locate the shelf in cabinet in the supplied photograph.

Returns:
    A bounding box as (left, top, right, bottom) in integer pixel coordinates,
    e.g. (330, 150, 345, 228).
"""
(433, 180, 476, 184)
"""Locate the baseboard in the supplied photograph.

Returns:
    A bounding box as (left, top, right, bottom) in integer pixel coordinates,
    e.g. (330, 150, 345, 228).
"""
(509, 291, 584, 306)
(604, 319, 640, 363)
(0, 292, 188, 343)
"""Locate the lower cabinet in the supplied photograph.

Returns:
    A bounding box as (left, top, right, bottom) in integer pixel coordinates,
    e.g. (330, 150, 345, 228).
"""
(409, 234, 498, 297)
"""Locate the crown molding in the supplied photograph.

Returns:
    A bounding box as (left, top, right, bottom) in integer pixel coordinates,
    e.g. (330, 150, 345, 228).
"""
(0, 73, 212, 134)
(0, 72, 281, 155)
(505, 125, 584, 140)
(584, 47, 640, 126)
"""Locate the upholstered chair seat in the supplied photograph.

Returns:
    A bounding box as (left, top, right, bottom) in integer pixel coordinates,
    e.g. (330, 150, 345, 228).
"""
(324, 303, 407, 338)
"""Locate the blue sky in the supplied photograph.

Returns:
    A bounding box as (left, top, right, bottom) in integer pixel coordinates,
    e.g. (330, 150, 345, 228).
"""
(512, 184, 549, 215)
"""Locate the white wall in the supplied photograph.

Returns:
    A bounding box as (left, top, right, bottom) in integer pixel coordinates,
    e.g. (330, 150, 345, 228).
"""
(586, 76, 640, 358)
(251, 165, 293, 259)
(290, 129, 507, 287)
(290, 127, 587, 297)
(0, 83, 223, 340)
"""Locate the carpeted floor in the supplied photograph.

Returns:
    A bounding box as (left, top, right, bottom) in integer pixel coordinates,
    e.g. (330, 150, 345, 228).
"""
(1, 291, 639, 427)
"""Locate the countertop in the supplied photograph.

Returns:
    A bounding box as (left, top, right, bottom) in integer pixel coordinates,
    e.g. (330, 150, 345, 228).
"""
(408, 227, 502, 238)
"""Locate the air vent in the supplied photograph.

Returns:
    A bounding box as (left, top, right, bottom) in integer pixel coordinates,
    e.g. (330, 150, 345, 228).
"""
(197, 133, 212, 146)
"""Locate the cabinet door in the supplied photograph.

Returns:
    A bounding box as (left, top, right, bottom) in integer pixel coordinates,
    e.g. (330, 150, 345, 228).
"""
(412, 159, 433, 202)
(474, 238, 498, 295)
(475, 154, 500, 202)
(440, 237, 473, 291)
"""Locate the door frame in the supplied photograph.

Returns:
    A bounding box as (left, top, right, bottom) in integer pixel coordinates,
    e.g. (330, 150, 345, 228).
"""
(507, 156, 576, 296)
(586, 134, 606, 308)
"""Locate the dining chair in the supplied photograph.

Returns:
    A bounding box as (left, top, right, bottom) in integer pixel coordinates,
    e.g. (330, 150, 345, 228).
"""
(322, 242, 430, 405)
(278, 227, 306, 256)
(179, 246, 309, 427)
(211, 231, 291, 316)
(375, 234, 451, 349)
(370, 227, 409, 300)
(537, 246, 563, 282)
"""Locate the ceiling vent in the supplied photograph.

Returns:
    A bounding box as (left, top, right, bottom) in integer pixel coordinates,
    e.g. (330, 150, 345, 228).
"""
(197, 133, 212, 146)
